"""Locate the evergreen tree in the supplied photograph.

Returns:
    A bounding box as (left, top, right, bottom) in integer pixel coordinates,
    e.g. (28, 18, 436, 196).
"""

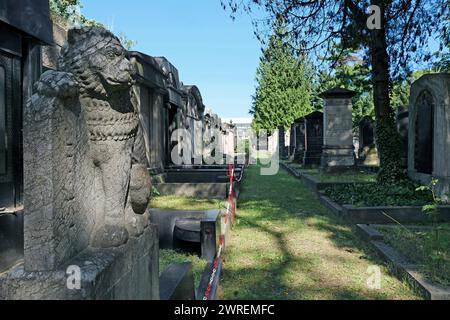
(222, 0, 449, 184)
(251, 21, 313, 131)
(317, 44, 374, 127)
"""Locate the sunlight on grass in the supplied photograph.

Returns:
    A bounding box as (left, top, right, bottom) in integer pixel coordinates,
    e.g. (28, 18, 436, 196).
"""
(219, 165, 420, 300)
(282, 161, 377, 183)
(150, 195, 222, 211)
(377, 224, 450, 287)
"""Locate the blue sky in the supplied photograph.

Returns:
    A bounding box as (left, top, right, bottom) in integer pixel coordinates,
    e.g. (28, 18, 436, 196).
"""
(82, 0, 261, 118)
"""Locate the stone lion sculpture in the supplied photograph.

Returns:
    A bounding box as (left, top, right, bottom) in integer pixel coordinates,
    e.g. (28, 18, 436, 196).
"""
(29, 27, 151, 249)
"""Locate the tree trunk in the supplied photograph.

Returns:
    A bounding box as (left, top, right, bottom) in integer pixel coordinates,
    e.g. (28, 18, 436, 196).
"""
(369, 9, 390, 120)
(369, 0, 404, 183)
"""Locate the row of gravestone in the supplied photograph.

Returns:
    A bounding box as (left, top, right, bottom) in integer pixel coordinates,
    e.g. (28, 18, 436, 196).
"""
(279, 88, 358, 169)
(278, 75, 450, 202)
(0, 17, 235, 299)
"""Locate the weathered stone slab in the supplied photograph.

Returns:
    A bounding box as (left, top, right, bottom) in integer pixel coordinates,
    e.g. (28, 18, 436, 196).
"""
(357, 225, 450, 300)
(155, 183, 228, 199)
(0, 225, 159, 300)
(408, 74, 450, 202)
(151, 209, 221, 262)
(160, 262, 195, 300)
(320, 88, 356, 169)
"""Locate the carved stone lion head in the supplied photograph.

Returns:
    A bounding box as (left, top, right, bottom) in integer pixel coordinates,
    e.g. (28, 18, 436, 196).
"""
(59, 27, 135, 96)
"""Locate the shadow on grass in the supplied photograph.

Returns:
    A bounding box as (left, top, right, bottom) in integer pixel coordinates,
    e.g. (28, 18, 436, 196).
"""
(220, 165, 417, 300)
(222, 214, 395, 300)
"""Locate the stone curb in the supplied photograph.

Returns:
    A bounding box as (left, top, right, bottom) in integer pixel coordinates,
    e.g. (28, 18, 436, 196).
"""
(356, 224, 450, 300)
(318, 195, 450, 224)
(280, 162, 373, 194)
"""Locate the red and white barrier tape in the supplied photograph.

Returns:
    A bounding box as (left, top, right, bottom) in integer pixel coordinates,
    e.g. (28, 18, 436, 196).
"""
(202, 164, 236, 300)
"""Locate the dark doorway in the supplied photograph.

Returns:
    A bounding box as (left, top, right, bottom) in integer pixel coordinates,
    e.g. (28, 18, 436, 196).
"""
(414, 90, 434, 175)
(0, 51, 22, 210)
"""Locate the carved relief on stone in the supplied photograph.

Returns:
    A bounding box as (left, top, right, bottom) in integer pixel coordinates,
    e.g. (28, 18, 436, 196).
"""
(27, 27, 151, 255)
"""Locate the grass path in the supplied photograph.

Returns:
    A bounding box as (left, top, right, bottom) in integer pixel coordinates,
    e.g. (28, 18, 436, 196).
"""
(219, 165, 420, 300)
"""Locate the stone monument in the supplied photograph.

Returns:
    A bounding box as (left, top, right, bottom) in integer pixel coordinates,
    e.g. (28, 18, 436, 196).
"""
(303, 111, 324, 166)
(408, 74, 450, 202)
(290, 117, 306, 162)
(277, 125, 287, 159)
(0, 27, 159, 300)
(320, 88, 356, 169)
(358, 116, 379, 167)
(396, 106, 409, 168)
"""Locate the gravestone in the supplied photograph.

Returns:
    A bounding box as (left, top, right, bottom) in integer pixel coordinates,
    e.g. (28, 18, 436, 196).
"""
(203, 111, 223, 163)
(277, 125, 287, 159)
(303, 111, 324, 166)
(0, 27, 159, 300)
(130, 51, 167, 174)
(396, 106, 409, 167)
(320, 88, 356, 169)
(291, 118, 306, 162)
(222, 122, 236, 163)
(358, 116, 379, 166)
(408, 74, 450, 202)
(182, 85, 205, 165)
(155, 57, 184, 166)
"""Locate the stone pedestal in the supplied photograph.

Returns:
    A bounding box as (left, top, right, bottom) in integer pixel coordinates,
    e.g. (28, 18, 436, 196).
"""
(320, 88, 356, 169)
(0, 225, 159, 300)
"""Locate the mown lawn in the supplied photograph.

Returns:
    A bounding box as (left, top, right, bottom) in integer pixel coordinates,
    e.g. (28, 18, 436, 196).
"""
(219, 165, 420, 300)
(150, 195, 222, 210)
(283, 161, 377, 183)
(377, 224, 450, 287)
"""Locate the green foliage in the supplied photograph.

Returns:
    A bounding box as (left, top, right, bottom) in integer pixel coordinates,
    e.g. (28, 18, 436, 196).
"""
(151, 185, 160, 197)
(378, 224, 450, 287)
(417, 179, 443, 213)
(159, 249, 207, 289)
(222, 0, 449, 186)
(118, 33, 138, 51)
(376, 117, 406, 184)
(416, 179, 447, 280)
(324, 181, 432, 207)
(251, 20, 314, 131)
(49, 0, 137, 50)
(49, 0, 81, 20)
(433, 53, 450, 72)
(317, 45, 374, 126)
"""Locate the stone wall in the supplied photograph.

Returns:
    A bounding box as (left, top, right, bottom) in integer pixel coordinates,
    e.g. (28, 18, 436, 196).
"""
(42, 17, 68, 70)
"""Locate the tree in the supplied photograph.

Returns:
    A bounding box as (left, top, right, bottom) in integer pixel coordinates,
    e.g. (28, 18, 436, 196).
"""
(317, 44, 374, 127)
(49, 0, 81, 20)
(49, 0, 137, 50)
(433, 42, 450, 72)
(251, 20, 314, 131)
(222, 0, 449, 184)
